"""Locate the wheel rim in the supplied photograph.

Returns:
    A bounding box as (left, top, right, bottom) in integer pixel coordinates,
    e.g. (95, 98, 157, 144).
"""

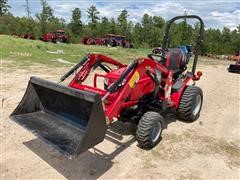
(193, 94, 202, 116)
(151, 122, 161, 143)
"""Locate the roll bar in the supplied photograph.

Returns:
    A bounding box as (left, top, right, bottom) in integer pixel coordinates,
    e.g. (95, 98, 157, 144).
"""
(162, 15, 204, 75)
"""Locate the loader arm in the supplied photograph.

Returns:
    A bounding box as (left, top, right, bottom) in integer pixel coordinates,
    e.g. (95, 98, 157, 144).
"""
(104, 58, 170, 122)
(67, 55, 170, 123)
(67, 53, 126, 86)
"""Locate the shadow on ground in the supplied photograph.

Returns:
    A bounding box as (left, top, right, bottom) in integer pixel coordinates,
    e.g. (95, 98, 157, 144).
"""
(23, 121, 136, 179)
(23, 113, 182, 179)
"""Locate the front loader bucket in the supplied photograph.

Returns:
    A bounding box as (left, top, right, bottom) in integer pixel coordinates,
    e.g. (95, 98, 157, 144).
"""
(10, 77, 107, 158)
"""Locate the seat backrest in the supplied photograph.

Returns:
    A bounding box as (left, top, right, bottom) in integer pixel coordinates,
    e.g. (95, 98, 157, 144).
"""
(165, 48, 186, 71)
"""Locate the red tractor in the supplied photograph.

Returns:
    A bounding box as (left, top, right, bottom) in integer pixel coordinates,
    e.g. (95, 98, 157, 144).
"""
(41, 29, 69, 43)
(104, 34, 133, 48)
(10, 15, 204, 158)
(82, 34, 133, 48)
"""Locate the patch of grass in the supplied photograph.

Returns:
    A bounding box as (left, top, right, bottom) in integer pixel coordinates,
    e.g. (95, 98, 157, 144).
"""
(1, 35, 229, 67)
(1, 35, 149, 65)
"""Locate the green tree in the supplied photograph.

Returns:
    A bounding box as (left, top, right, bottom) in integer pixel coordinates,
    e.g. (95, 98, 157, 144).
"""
(180, 16, 188, 44)
(237, 25, 240, 33)
(109, 18, 118, 34)
(48, 17, 65, 32)
(221, 27, 232, 54)
(16, 16, 35, 34)
(98, 17, 110, 36)
(69, 8, 82, 35)
(0, 12, 15, 34)
(141, 14, 153, 47)
(202, 28, 222, 54)
(152, 16, 164, 28)
(87, 5, 99, 28)
(86, 5, 100, 36)
(222, 27, 231, 42)
(0, 0, 11, 16)
(151, 16, 165, 47)
(36, 0, 54, 34)
(230, 29, 240, 52)
(132, 22, 143, 47)
(117, 9, 128, 35)
(126, 21, 134, 42)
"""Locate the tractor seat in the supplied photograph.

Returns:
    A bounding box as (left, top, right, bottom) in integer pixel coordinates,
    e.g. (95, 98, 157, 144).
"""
(165, 48, 187, 78)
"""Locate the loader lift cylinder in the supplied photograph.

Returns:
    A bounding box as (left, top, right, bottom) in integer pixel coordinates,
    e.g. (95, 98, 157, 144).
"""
(102, 60, 138, 101)
(60, 55, 89, 82)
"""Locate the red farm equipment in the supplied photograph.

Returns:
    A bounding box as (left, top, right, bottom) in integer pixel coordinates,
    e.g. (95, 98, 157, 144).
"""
(104, 34, 133, 48)
(82, 34, 133, 48)
(82, 37, 105, 45)
(41, 29, 70, 43)
(10, 15, 204, 158)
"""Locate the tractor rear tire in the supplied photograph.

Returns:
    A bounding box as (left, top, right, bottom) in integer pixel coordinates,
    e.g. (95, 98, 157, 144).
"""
(178, 86, 203, 122)
(136, 111, 164, 149)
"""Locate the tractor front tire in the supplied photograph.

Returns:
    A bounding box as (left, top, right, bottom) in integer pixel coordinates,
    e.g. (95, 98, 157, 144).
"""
(178, 86, 203, 122)
(136, 111, 164, 149)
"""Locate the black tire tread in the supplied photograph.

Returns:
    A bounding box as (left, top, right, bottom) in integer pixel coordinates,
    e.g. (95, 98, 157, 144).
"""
(178, 86, 203, 122)
(136, 112, 163, 148)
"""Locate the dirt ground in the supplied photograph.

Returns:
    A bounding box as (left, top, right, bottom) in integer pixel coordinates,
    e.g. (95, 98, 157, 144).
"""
(1, 60, 240, 179)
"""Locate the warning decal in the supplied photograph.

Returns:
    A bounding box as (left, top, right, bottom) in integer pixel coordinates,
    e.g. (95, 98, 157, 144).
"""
(129, 71, 140, 88)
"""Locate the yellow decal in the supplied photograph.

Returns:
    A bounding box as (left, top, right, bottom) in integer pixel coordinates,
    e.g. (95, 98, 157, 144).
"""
(129, 71, 140, 88)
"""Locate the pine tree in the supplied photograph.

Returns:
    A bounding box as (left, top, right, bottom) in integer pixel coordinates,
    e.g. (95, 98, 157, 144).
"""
(0, 0, 11, 16)
(36, 0, 54, 34)
(69, 8, 82, 35)
(87, 5, 99, 28)
(109, 18, 118, 34)
(117, 9, 128, 35)
(98, 17, 110, 36)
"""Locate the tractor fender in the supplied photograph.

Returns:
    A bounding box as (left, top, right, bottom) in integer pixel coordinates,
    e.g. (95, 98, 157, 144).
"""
(170, 78, 192, 108)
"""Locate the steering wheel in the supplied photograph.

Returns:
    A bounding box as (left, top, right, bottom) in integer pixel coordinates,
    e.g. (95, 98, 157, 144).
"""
(149, 47, 168, 62)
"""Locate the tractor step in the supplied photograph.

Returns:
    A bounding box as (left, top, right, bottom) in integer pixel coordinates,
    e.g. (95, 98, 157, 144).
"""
(10, 77, 107, 158)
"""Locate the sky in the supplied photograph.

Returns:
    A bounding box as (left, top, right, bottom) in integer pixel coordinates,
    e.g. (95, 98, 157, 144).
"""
(8, 0, 240, 30)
